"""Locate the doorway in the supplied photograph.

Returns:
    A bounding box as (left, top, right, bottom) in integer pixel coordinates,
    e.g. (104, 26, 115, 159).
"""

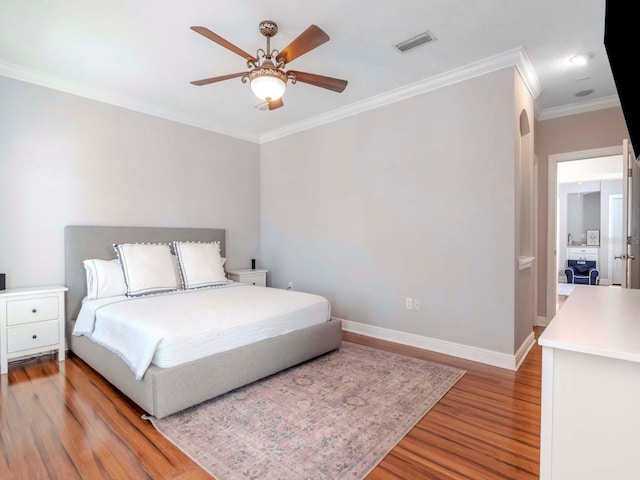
(547, 145, 627, 319)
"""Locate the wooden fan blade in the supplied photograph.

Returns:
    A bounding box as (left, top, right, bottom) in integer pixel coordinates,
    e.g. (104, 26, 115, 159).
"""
(268, 98, 284, 110)
(276, 25, 330, 64)
(288, 71, 348, 93)
(190, 72, 246, 86)
(191, 26, 257, 63)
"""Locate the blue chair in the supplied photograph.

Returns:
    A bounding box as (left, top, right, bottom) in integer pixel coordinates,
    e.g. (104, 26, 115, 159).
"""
(565, 260, 599, 285)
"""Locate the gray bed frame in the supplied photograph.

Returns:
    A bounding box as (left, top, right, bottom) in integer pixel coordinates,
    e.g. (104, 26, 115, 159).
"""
(64, 225, 342, 418)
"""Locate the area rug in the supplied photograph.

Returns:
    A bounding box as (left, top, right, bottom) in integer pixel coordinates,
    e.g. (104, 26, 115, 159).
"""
(148, 341, 465, 480)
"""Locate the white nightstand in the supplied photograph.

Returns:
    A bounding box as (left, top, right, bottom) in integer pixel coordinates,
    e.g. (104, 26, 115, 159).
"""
(226, 269, 268, 287)
(0, 285, 68, 375)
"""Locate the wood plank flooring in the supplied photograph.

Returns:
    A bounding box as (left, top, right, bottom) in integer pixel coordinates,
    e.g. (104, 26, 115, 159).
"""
(350, 328, 543, 480)
(0, 328, 543, 479)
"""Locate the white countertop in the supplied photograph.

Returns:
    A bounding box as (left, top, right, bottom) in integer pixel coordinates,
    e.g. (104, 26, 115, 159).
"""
(538, 286, 640, 363)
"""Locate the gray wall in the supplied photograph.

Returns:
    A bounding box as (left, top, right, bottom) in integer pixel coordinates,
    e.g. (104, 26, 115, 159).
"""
(583, 191, 600, 231)
(0, 76, 261, 288)
(514, 71, 536, 353)
(261, 68, 519, 354)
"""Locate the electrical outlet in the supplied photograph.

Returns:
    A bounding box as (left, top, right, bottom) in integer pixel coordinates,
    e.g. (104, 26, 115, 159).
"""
(288, 282, 293, 290)
(413, 299, 421, 311)
(405, 297, 413, 310)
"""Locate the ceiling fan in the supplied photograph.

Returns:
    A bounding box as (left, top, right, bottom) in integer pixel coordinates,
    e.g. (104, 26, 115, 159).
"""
(190, 20, 348, 110)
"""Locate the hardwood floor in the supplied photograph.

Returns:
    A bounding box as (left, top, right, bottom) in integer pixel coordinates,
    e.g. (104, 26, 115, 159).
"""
(0, 329, 543, 479)
(351, 328, 543, 480)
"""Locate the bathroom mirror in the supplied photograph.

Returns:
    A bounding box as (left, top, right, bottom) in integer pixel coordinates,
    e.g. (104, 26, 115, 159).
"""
(566, 191, 600, 245)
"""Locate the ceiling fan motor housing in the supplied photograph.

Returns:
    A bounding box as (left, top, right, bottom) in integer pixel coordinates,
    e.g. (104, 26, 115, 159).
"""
(259, 20, 278, 37)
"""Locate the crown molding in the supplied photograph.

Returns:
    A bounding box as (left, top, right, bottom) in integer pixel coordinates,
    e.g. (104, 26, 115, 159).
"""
(5, 52, 619, 144)
(538, 95, 621, 121)
(260, 47, 531, 143)
(515, 48, 542, 99)
(0, 60, 260, 143)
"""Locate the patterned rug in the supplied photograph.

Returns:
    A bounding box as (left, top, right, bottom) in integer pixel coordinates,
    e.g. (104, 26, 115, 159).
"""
(149, 342, 465, 480)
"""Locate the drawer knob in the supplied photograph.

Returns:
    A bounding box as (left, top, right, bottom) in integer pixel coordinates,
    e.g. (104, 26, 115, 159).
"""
(32, 308, 37, 313)
(32, 334, 37, 339)
(252, 282, 256, 285)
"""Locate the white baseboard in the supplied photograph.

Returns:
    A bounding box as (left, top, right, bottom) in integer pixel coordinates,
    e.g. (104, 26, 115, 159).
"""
(515, 331, 536, 370)
(535, 316, 549, 327)
(338, 317, 526, 371)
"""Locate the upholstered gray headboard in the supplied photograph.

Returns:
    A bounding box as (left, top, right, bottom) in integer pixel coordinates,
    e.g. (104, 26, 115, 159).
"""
(64, 225, 226, 323)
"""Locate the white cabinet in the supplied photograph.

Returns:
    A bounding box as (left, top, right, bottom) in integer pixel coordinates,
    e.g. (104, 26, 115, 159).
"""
(539, 287, 640, 479)
(226, 269, 268, 287)
(567, 246, 598, 262)
(0, 285, 67, 374)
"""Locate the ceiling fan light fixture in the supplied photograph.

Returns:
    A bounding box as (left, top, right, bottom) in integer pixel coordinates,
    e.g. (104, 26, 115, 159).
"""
(249, 67, 287, 101)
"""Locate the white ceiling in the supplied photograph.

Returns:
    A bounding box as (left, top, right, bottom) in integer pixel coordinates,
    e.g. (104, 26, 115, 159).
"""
(0, 0, 618, 143)
(558, 155, 623, 183)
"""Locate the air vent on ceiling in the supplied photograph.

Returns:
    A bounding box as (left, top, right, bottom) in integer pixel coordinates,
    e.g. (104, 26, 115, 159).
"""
(395, 30, 435, 53)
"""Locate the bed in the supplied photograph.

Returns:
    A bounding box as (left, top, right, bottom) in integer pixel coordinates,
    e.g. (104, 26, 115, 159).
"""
(64, 225, 342, 419)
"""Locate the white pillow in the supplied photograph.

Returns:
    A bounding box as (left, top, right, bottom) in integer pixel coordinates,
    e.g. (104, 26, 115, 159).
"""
(114, 243, 178, 296)
(174, 241, 227, 289)
(171, 254, 183, 289)
(83, 258, 127, 299)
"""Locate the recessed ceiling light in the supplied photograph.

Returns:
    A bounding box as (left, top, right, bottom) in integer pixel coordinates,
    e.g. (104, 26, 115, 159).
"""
(575, 89, 594, 97)
(570, 52, 595, 65)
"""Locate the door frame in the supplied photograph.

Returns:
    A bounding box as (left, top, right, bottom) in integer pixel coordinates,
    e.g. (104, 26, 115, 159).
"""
(609, 193, 624, 285)
(546, 145, 623, 323)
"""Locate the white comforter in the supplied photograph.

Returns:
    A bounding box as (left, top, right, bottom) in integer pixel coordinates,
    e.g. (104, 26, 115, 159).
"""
(73, 284, 331, 380)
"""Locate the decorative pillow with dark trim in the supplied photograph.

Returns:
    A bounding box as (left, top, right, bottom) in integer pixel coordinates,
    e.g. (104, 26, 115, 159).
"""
(173, 241, 227, 289)
(113, 243, 178, 296)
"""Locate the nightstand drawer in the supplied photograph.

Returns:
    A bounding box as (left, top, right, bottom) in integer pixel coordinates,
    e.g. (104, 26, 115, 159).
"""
(7, 296, 59, 326)
(239, 273, 266, 286)
(7, 320, 60, 353)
